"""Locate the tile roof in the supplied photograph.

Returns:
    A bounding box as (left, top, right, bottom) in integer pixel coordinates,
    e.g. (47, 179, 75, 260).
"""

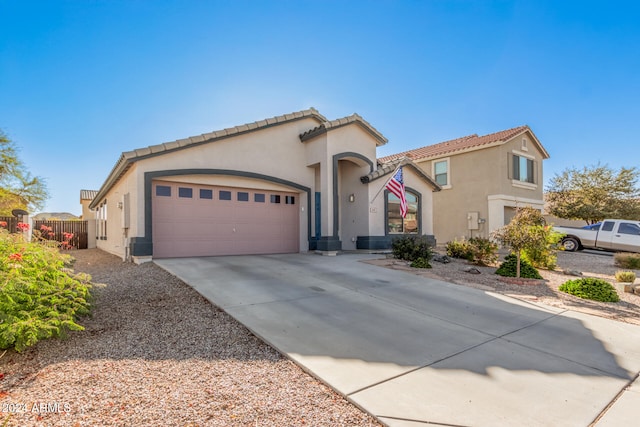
(299, 113, 388, 146)
(90, 108, 327, 209)
(80, 189, 98, 201)
(361, 156, 441, 191)
(379, 125, 549, 163)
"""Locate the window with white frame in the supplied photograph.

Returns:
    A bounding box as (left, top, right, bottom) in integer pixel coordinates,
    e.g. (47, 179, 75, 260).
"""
(433, 159, 449, 187)
(97, 200, 107, 240)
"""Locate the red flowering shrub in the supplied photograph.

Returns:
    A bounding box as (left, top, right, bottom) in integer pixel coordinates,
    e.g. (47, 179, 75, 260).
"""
(0, 227, 92, 351)
(8, 252, 23, 262)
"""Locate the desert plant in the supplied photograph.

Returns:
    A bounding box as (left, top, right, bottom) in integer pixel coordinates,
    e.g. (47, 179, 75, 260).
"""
(392, 235, 434, 263)
(521, 228, 564, 270)
(614, 252, 640, 270)
(559, 278, 620, 302)
(467, 237, 499, 266)
(446, 237, 498, 266)
(615, 270, 636, 283)
(0, 227, 92, 352)
(491, 207, 559, 277)
(410, 257, 432, 269)
(495, 254, 543, 279)
(446, 239, 473, 260)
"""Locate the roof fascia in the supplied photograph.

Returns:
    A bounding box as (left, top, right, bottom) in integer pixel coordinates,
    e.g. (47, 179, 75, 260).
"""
(89, 109, 326, 209)
(300, 114, 388, 146)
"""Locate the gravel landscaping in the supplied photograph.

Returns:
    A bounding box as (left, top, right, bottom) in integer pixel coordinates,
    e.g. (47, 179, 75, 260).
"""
(2, 248, 639, 426)
(1, 249, 380, 427)
(366, 249, 640, 325)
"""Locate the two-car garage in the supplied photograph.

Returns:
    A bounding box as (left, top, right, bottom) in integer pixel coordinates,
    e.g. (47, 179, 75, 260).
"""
(152, 180, 299, 258)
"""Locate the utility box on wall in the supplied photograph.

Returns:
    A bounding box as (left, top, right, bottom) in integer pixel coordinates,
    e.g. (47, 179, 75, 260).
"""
(467, 211, 479, 230)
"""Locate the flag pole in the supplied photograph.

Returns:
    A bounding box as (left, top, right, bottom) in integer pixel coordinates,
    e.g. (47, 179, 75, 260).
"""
(369, 162, 402, 204)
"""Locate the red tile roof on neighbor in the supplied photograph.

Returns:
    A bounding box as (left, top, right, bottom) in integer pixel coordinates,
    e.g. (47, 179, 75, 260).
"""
(379, 125, 549, 164)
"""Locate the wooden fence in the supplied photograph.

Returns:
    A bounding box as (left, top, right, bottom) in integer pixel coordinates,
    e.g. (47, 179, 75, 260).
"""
(33, 220, 89, 250)
(1, 217, 88, 249)
(0, 216, 19, 233)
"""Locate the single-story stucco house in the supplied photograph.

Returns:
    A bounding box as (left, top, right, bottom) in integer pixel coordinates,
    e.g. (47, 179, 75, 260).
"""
(89, 108, 440, 262)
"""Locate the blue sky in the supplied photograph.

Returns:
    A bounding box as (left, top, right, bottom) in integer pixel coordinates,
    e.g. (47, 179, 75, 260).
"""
(1, 0, 639, 215)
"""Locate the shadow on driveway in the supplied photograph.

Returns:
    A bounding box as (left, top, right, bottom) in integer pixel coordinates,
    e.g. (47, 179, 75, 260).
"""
(156, 253, 640, 427)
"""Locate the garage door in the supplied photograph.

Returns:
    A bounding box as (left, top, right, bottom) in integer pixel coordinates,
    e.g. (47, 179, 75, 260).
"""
(152, 181, 299, 258)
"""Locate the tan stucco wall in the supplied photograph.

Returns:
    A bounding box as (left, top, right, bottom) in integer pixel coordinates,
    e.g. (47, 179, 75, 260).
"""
(416, 132, 546, 243)
(80, 199, 96, 249)
(94, 162, 140, 258)
(364, 166, 435, 240)
(95, 116, 405, 259)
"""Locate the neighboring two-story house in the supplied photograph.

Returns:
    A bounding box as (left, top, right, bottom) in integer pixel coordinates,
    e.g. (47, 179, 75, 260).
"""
(380, 126, 550, 244)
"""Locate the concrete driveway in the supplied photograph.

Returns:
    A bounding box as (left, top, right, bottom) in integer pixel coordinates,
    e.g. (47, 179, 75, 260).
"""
(156, 253, 640, 427)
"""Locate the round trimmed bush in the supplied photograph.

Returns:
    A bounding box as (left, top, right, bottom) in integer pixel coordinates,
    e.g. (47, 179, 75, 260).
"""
(495, 254, 542, 279)
(615, 270, 636, 283)
(410, 257, 432, 269)
(392, 236, 433, 263)
(559, 278, 620, 302)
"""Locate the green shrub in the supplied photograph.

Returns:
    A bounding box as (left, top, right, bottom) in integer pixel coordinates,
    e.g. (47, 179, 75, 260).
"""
(614, 252, 640, 270)
(446, 239, 473, 260)
(0, 228, 92, 352)
(559, 278, 620, 302)
(446, 237, 498, 266)
(615, 270, 636, 283)
(495, 254, 543, 279)
(467, 237, 499, 266)
(521, 228, 564, 270)
(410, 257, 432, 269)
(392, 235, 434, 263)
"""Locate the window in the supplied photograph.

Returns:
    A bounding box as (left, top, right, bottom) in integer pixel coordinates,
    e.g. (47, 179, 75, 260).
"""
(237, 192, 249, 202)
(602, 221, 615, 232)
(254, 193, 265, 203)
(178, 187, 193, 198)
(285, 195, 295, 205)
(219, 191, 232, 201)
(97, 200, 108, 240)
(199, 189, 213, 199)
(433, 160, 448, 186)
(618, 222, 640, 235)
(156, 185, 171, 197)
(512, 154, 535, 184)
(387, 191, 419, 234)
(270, 194, 281, 204)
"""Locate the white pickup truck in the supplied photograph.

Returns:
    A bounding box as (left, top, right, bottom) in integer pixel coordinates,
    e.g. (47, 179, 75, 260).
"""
(554, 219, 640, 253)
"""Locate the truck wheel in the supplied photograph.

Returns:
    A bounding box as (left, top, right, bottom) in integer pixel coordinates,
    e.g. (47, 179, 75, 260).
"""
(562, 237, 580, 252)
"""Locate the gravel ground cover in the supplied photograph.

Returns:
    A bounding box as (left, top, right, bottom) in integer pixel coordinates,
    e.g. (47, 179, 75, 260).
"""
(366, 249, 640, 325)
(1, 249, 381, 427)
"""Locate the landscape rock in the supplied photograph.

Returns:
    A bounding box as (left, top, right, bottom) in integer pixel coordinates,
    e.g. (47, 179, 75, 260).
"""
(464, 267, 481, 274)
(563, 269, 583, 277)
(432, 254, 451, 264)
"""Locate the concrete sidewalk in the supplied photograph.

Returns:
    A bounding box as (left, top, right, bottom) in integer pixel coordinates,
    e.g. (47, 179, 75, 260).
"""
(156, 253, 640, 427)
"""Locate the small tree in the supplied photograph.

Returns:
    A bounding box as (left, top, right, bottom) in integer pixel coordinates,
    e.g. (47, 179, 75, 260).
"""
(491, 207, 549, 278)
(0, 130, 48, 215)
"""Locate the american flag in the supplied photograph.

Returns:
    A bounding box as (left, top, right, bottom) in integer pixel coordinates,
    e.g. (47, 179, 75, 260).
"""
(386, 167, 407, 218)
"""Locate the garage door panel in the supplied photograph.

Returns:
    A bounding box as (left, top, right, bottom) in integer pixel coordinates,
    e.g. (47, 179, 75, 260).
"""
(153, 182, 300, 258)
